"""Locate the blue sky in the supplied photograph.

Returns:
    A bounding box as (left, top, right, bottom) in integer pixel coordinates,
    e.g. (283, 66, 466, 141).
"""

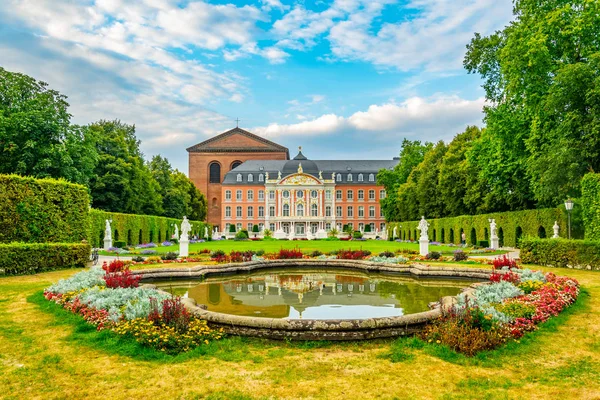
(0, 0, 514, 173)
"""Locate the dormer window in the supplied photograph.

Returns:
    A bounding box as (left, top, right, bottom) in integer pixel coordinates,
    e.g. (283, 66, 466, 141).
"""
(258, 174, 264, 182)
(336, 174, 342, 182)
(248, 174, 253, 182)
(347, 174, 352, 182)
(369, 173, 375, 182)
(236, 173, 242, 182)
(358, 173, 363, 182)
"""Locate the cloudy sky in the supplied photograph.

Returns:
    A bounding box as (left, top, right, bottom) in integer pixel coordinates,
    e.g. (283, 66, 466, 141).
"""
(0, 0, 514, 173)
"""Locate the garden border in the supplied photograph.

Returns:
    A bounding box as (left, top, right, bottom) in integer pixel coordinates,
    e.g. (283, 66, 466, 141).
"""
(134, 260, 493, 340)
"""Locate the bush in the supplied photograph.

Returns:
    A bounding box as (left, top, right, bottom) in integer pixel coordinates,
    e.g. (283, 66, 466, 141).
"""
(161, 252, 179, 261)
(252, 224, 260, 233)
(353, 231, 363, 239)
(364, 224, 371, 233)
(229, 224, 236, 233)
(426, 251, 442, 260)
(379, 251, 395, 258)
(132, 256, 145, 262)
(277, 248, 303, 259)
(235, 230, 249, 240)
(337, 249, 370, 260)
(102, 260, 141, 289)
(581, 173, 600, 241)
(493, 255, 519, 270)
(113, 240, 127, 249)
(520, 237, 600, 270)
(0, 242, 91, 275)
(477, 240, 490, 248)
(310, 250, 323, 257)
(453, 249, 468, 261)
(210, 250, 225, 258)
(263, 229, 272, 238)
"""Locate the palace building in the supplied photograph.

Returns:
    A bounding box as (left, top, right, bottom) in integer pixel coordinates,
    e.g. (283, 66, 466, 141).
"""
(187, 127, 398, 238)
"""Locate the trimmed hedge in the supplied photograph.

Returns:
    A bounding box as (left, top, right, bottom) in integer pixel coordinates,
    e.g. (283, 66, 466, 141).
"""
(89, 209, 211, 248)
(388, 208, 569, 247)
(0, 243, 91, 275)
(581, 173, 600, 241)
(0, 174, 90, 243)
(520, 237, 600, 270)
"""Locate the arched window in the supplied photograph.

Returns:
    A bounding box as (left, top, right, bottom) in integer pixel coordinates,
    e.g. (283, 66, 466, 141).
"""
(209, 162, 221, 183)
(336, 174, 342, 182)
(248, 174, 253, 182)
(258, 174, 264, 182)
(231, 161, 242, 170)
(212, 197, 217, 207)
(368, 173, 375, 182)
(236, 173, 242, 182)
(358, 173, 363, 182)
(347, 173, 352, 181)
(311, 204, 318, 216)
(297, 204, 304, 217)
(283, 204, 290, 216)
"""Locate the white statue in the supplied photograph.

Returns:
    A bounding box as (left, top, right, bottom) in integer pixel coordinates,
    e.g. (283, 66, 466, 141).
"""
(180, 216, 191, 241)
(319, 171, 323, 180)
(489, 218, 499, 249)
(104, 219, 112, 241)
(417, 216, 429, 240)
(172, 223, 179, 240)
(553, 221, 560, 238)
(204, 226, 208, 239)
(278, 170, 282, 180)
(265, 172, 269, 180)
(392, 226, 397, 240)
(332, 172, 336, 180)
(489, 219, 497, 238)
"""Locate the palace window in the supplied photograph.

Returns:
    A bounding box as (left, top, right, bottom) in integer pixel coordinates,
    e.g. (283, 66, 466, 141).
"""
(347, 206, 353, 217)
(297, 204, 304, 217)
(348, 223, 354, 230)
(231, 161, 242, 170)
(269, 206, 275, 217)
(326, 190, 332, 200)
(269, 191, 275, 200)
(370, 223, 375, 232)
(380, 189, 386, 199)
(225, 190, 232, 201)
(236, 174, 242, 182)
(369, 206, 375, 217)
(326, 206, 332, 217)
(296, 190, 304, 198)
(311, 204, 318, 217)
(283, 190, 290, 198)
(247, 190, 254, 201)
(369, 173, 375, 182)
(270, 223, 275, 231)
(358, 173, 363, 182)
(236, 223, 242, 231)
(311, 190, 318, 198)
(358, 190, 364, 200)
(336, 174, 342, 182)
(347, 174, 352, 182)
(209, 162, 221, 183)
(347, 190, 353, 200)
(225, 206, 231, 218)
(247, 223, 253, 230)
(258, 174, 264, 182)
(236, 206, 242, 218)
(358, 206, 364, 217)
(283, 204, 290, 217)
(236, 190, 242, 201)
(336, 190, 342, 200)
(247, 206, 254, 218)
(326, 223, 331, 231)
(258, 206, 264, 217)
(380, 223, 386, 231)
(248, 174, 253, 182)
(336, 206, 342, 217)
(359, 223, 364, 231)
(369, 190, 375, 200)
(258, 190, 264, 200)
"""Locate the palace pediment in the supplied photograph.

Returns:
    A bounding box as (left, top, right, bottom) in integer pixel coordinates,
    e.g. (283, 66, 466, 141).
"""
(279, 173, 321, 185)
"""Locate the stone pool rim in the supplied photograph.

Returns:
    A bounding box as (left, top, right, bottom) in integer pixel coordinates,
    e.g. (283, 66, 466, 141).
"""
(133, 260, 494, 340)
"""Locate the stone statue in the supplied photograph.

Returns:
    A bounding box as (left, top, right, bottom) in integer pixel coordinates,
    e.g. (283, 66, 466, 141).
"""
(298, 163, 303, 173)
(204, 226, 208, 239)
(489, 219, 497, 238)
(265, 172, 269, 180)
(180, 216, 191, 241)
(392, 226, 397, 240)
(332, 172, 336, 180)
(104, 220, 112, 241)
(278, 170, 282, 180)
(553, 221, 560, 238)
(417, 216, 429, 240)
(172, 223, 179, 240)
(319, 171, 323, 180)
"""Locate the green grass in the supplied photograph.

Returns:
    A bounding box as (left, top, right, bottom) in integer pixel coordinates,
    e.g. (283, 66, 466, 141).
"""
(99, 239, 506, 257)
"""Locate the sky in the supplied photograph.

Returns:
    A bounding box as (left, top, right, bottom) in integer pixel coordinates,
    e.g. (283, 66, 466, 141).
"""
(0, 0, 514, 173)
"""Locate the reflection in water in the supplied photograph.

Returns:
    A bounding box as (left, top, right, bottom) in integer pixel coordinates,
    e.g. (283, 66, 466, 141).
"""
(154, 270, 472, 320)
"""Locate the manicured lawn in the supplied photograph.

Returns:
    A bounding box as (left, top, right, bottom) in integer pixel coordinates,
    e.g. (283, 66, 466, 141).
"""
(99, 239, 508, 256)
(1, 262, 599, 399)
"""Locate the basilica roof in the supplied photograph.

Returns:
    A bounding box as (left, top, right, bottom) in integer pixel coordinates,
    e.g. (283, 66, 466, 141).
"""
(222, 149, 399, 185)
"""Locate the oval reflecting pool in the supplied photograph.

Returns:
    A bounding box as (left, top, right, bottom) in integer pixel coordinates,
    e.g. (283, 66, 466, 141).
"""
(153, 269, 474, 320)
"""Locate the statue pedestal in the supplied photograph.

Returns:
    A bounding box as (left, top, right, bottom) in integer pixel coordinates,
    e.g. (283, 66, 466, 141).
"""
(179, 239, 189, 257)
(419, 239, 429, 256)
(104, 239, 112, 251)
(490, 236, 499, 250)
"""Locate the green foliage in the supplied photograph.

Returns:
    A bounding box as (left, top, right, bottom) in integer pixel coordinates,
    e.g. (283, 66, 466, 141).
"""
(520, 237, 600, 270)
(113, 240, 126, 249)
(364, 224, 371, 233)
(252, 224, 260, 233)
(89, 209, 210, 248)
(229, 224, 237, 233)
(235, 230, 249, 240)
(388, 208, 567, 248)
(581, 173, 600, 241)
(478, 240, 490, 248)
(352, 231, 363, 239)
(0, 242, 90, 275)
(0, 174, 90, 243)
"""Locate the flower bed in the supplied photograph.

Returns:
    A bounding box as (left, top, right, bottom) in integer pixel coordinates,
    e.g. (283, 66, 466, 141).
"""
(421, 262, 579, 356)
(44, 260, 223, 354)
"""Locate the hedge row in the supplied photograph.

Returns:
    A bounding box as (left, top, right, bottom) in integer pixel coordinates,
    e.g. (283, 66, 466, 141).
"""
(581, 173, 600, 241)
(89, 209, 211, 248)
(0, 174, 90, 243)
(0, 243, 91, 275)
(387, 208, 568, 247)
(520, 237, 600, 270)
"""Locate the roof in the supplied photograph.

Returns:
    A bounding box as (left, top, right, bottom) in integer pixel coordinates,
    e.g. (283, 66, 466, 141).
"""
(222, 159, 399, 185)
(186, 127, 290, 157)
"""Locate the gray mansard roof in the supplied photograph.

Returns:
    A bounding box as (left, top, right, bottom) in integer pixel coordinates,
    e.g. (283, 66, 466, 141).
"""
(222, 157, 399, 185)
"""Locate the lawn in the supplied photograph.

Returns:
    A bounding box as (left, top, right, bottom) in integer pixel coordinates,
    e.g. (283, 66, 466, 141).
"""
(99, 239, 508, 257)
(0, 262, 598, 399)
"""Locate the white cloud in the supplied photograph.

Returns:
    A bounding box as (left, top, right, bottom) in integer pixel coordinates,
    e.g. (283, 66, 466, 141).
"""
(254, 95, 485, 139)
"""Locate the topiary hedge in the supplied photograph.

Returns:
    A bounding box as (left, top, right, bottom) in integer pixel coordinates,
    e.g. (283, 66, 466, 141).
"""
(520, 237, 600, 270)
(581, 173, 600, 241)
(388, 208, 569, 247)
(0, 174, 90, 243)
(89, 209, 210, 248)
(0, 242, 91, 275)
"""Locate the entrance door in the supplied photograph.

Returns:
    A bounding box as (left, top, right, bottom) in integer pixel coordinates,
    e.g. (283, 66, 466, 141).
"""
(295, 223, 305, 235)
(282, 223, 290, 234)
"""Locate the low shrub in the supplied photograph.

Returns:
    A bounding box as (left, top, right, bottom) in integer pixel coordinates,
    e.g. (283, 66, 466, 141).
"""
(453, 249, 468, 261)
(161, 252, 179, 261)
(495, 301, 537, 319)
(132, 256, 145, 262)
(477, 240, 490, 248)
(493, 255, 519, 270)
(426, 251, 442, 260)
(520, 237, 600, 270)
(256, 249, 265, 256)
(352, 231, 363, 239)
(102, 260, 141, 289)
(113, 240, 127, 249)
(229, 251, 253, 263)
(277, 248, 303, 259)
(379, 251, 395, 258)
(140, 249, 157, 255)
(235, 230, 249, 240)
(337, 249, 370, 260)
(0, 242, 91, 275)
(310, 250, 323, 257)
